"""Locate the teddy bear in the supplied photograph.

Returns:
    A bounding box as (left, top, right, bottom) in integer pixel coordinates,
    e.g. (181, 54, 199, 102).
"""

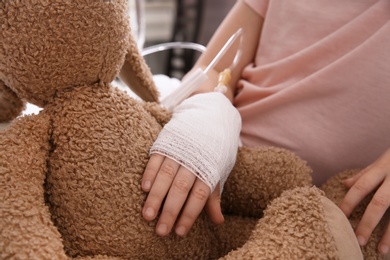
(0, 1, 384, 259)
(0, 80, 25, 123)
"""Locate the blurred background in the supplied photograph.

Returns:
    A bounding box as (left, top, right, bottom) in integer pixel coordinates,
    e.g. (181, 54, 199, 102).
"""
(142, 0, 235, 79)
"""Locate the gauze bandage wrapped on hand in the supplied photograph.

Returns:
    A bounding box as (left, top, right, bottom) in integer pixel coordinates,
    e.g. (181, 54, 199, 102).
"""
(150, 92, 242, 192)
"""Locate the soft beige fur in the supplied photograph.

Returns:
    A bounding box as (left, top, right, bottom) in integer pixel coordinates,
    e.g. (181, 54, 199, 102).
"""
(0, 1, 384, 259)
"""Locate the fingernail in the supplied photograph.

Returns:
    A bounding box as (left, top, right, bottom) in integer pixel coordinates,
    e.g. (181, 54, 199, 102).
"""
(144, 207, 154, 218)
(380, 245, 389, 255)
(175, 226, 186, 236)
(142, 181, 151, 190)
(357, 235, 366, 246)
(157, 224, 168, 236)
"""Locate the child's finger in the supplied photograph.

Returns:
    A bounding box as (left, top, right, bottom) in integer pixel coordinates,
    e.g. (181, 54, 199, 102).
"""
(142, 154, 165, 191)
(343, 168, 368, 188)
(142, 157, 180, 221)
(174, 179, 210, 237)
(378, 217, 390, 256)
(155, 167, 196, 236)
(355, 179, 390, 246)
(205, 185, 224, 225)
(339, 168, 383, 217)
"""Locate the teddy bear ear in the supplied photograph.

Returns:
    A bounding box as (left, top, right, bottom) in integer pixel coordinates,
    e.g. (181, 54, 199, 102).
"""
(119, 34, 160, 103)
(0, 80, 26, 123)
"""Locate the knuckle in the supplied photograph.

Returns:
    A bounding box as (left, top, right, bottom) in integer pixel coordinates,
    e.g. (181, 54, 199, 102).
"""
(371, 194, 388, 210)
(353, 181, 370, 194)
(179, 212, 196, 225)
(147, 193, 163, 204)
(146, 155, 163, 171)
(192, 187, 209, 201)
(160, 164, 176, 178)
(162, 208, 177, 220)
(152, 154, 165, 160)
(173, 179, 191, 193)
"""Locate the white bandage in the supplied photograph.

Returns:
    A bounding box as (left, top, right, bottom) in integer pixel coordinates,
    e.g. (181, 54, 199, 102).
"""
(150, 92, 242, 192)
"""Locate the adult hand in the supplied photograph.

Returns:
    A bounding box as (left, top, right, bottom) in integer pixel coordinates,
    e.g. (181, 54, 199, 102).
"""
(339, 148, 390, 256)
(141, 154, 224, 237)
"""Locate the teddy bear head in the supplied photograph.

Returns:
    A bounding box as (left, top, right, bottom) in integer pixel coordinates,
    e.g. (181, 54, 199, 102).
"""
(0, 0, 157, 109)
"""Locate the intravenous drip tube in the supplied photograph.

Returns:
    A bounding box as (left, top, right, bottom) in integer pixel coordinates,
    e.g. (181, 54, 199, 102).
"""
(161, 28, 243, 111)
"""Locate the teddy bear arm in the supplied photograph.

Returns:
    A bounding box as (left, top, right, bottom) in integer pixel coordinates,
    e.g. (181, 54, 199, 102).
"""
(209, 216, 257, 259)
(0, 114, 68, 259)
(0, 80, 26, 123)
(220, 187, 363, 260)
(119, 34, 160, 103)
(221, 147, 313, 218)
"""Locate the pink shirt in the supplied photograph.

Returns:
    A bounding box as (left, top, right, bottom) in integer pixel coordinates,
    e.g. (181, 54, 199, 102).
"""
(235, 0, 390, 185)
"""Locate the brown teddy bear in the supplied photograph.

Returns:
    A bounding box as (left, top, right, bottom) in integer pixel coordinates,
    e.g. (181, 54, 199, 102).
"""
(0, 80, 25, 123)
(0, 1, 384, 259)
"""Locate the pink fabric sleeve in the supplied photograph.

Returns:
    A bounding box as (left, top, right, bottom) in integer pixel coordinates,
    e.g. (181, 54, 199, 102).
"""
(234, 0, 390, 185)
(242, 0, 269, 17)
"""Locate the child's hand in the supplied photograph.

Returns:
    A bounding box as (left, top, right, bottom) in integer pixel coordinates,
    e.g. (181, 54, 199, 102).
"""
(140, 93, 240, 236)
(339, 148, 390, 256)
(141, 154, 224, 237)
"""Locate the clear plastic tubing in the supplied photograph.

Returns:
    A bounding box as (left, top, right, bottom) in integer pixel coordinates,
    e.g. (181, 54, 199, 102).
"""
(161, 28, 243, 111)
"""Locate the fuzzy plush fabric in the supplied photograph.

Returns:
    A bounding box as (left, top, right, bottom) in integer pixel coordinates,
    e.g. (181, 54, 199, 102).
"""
(0, 83, 316, 259)
(119, 35, 159, 102)
(0, 1, 271, 258)
(0, 81, 25, 122)
(0, 114, 66, 259)
(223, 187, 343, 259)
(222, 146, 312, 218)
(0, 123, 8, 131)
(0, 0, 382, 259)
(0, 0, 157, 107)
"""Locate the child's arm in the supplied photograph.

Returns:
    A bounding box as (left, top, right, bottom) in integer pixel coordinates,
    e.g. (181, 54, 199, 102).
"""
(190, 0, 263, 101)
(142, 0, 264, 237)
